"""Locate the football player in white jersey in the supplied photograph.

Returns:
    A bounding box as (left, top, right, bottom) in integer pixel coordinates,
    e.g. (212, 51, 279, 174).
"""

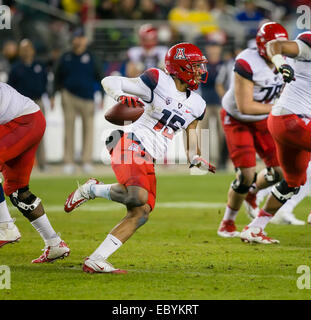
(0, 83, 70, 262)
(126, 24, 168, 77)
(64, 43, 216, 273)
(217, 22, 289, 239)
(240, 30, 311, 244)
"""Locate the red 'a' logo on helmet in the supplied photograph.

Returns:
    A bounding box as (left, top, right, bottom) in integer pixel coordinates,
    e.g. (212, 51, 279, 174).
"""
(174, 48, 186, 60)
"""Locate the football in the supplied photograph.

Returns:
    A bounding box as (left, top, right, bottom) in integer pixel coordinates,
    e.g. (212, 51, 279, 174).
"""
(105, 102, 144, 126)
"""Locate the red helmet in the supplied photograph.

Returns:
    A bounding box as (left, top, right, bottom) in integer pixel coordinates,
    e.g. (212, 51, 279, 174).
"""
(139, 24, 158, 50)
(256, 22, 288, 59)
(165, 43, 208, 91)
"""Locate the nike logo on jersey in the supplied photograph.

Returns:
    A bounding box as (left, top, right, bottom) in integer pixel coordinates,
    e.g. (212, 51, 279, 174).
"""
(111, 239, 119, 246)
(185, 110, 191, 113)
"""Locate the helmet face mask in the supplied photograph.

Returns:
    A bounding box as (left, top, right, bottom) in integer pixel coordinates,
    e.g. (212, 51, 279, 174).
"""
(256, 22, 288, 60)
(165, 43, 209, 90)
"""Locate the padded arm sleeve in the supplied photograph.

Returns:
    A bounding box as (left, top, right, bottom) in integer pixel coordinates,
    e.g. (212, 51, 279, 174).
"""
(101, 76, 152, 102)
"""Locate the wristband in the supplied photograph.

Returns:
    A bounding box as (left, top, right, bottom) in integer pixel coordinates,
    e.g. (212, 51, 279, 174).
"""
(271, 54, 286, 70)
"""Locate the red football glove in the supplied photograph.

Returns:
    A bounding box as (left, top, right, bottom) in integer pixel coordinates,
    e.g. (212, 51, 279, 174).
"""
(118, 95, 144, 108)
(189, 155, 216, 173)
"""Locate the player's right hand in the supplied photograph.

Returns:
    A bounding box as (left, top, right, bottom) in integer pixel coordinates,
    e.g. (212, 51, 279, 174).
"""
(189, 155, 216, 173)
(118, 95, 144, 108)
(278, 64, 295, 83)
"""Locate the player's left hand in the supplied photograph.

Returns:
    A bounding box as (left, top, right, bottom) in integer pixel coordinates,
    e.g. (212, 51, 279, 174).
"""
(119, 95, 144, 108)
(189, 155, 216, 173)
(279, 64, 295, 83)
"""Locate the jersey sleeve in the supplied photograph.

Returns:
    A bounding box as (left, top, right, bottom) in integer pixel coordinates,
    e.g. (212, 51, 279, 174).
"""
(295, 32, 311, 60)
(191, 94, 206, 121)
(140, 68, 159, 91)
(197, 107, 206, 120)
(234, 58, 253, 81)
(101, 75, 152, 102)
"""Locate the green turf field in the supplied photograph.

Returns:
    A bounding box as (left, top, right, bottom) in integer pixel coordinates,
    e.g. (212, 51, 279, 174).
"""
(1, 171, 311, 300)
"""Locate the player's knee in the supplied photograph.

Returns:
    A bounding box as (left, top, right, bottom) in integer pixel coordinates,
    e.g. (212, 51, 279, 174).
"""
(271, 179, 300, 204)
(126, 189, 148, 208)
(264, 167, 281, 185)
(9, 186, 41, 218)
(126, 195, 147, 208)
(231, 168, 256, 194)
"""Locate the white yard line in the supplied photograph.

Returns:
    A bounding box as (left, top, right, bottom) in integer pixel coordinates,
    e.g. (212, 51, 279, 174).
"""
(8, 202, 226, 212)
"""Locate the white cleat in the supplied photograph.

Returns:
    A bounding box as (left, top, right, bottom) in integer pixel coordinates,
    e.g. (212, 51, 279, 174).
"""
(0, 220, 21, 248)
(308, 212, 311, 224)
(217, 219, 240, 238)
(244, 192, 259, 220)
(270, 211, 305, 225)
(32, 239, 70, 263)
(83, 257, 127, 274)
(240, 226, 280, 244)
(64, 178, 99, 213)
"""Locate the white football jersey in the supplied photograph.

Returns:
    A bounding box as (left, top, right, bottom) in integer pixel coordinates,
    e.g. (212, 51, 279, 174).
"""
(127, 46, 168, 71)
(129, 68, 206, 160)
(0, 82, 39, 124)
(222, 48, 284, 122)
(102, 68, 206, 160)
(273, 31, 311, 117)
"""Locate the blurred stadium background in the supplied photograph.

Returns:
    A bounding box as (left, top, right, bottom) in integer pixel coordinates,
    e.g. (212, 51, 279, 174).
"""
(0, 0, 309, 173)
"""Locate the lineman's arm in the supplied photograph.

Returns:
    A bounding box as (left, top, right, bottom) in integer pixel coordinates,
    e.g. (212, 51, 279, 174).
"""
(235, 73, 272, 115)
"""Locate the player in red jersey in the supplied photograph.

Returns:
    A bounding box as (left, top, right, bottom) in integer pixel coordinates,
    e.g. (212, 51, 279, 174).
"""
(0, 82, 70, 262)
(64, 43, 216, 273)
(217, 22, 290, 239)
(240, 30, 311, 243)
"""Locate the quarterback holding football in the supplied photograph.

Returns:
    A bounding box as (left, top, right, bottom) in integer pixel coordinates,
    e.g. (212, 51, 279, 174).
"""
(64, 42, 216, 273)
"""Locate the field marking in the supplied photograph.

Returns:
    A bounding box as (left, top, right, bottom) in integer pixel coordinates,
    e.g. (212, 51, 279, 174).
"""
(63, 265, 297, 280)
(8, 202, 226, 212)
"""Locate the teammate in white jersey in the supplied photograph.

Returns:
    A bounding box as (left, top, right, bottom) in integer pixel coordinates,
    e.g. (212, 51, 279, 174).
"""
(0, 82, 70, 262)
(64, 43, 216, 273)
(126, 24, 168, 77)
(240, 30, 311, 244)
(217, 22, 287, 239)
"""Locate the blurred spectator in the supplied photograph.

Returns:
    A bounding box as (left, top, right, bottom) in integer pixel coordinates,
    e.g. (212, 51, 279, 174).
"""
(8, 39, 49, 171)
(115, 0, 140, 20)
(2, 41, 19, 66)
(61, 0, 82, 16)
(168, 0, 193, 41)
(211, 0, 246, 46)
(126, 24, 168, 77)
(0, 41, 19, 83)
(96, 0, 116, 19)
(188, 0, 219, 36)
(53, 28, 103, 174)
(235, 0, 264, 38)
(215, 47, 243, 97)
(136, 0, 159, 20)
(156, 0, 176, 19)
(199, 42, 225, 168)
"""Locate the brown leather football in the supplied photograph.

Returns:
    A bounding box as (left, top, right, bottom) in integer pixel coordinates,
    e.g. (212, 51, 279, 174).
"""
(105, 102, 144, 126)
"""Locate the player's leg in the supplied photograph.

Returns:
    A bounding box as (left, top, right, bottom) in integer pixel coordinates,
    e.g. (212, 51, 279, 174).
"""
(3, 147, 70, 262)
(83, 181, 155, 274)
(271, 164, 311, 225)
(0, 179, 21, 247)
(0, 111, 70, 261)
(241, 114, 311, 243)
(218, 109, 257, 237)
(244, 118, 283, 219)
(61, 90, 76, 174)
(83, 203, 151, 274)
